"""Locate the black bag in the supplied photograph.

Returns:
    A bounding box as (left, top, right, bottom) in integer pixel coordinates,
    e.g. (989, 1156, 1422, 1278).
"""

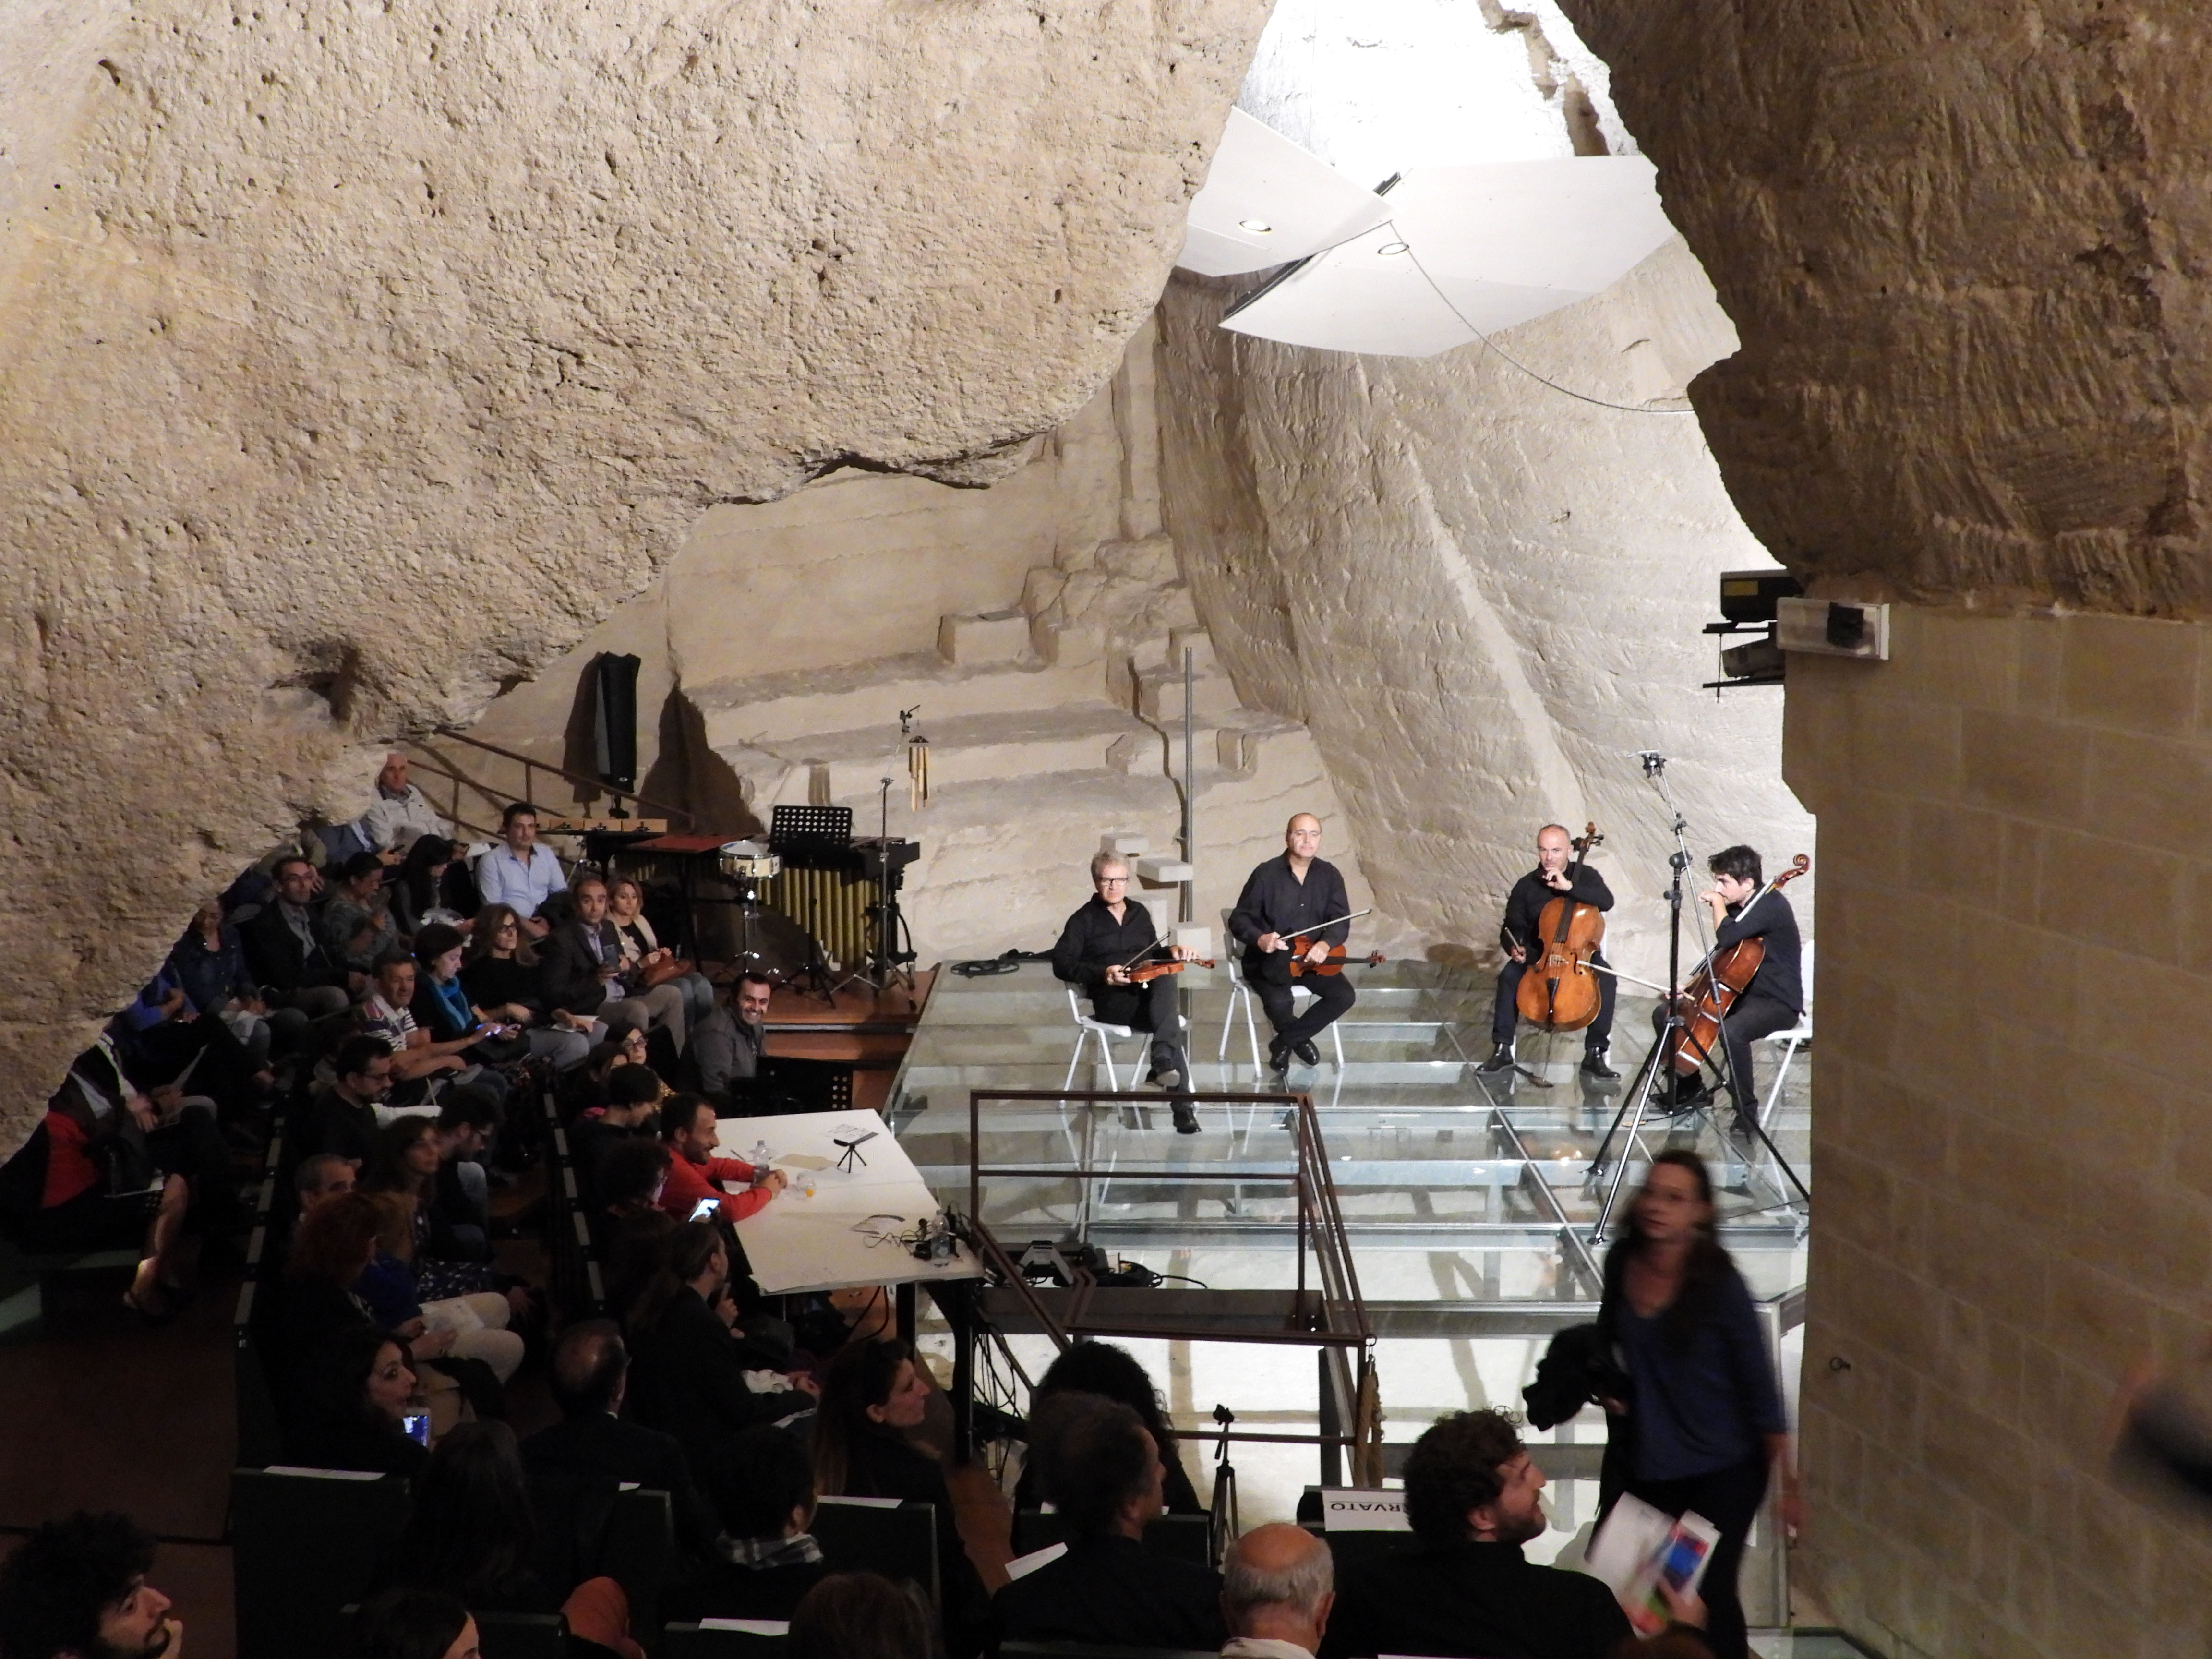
(1522, 1322, 1632, 1430)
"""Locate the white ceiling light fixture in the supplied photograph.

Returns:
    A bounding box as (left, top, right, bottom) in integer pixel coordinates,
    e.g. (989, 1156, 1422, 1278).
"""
(1177, 108, 1395, 278)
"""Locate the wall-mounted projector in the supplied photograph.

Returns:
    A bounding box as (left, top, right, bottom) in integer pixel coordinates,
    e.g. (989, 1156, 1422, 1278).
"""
(1776, 598, 1890, 661)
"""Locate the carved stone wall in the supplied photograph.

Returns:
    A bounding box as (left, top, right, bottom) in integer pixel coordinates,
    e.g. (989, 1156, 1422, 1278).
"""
(0, 0, 1269, 1137)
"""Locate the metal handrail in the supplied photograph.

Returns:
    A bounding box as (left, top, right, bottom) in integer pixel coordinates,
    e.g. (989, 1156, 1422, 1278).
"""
(410, 728, 695, 834)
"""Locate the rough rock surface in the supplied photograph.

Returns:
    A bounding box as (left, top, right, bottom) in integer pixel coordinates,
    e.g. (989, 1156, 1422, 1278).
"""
(1156, 245, 1814, 985)
(0, 1, 1269, 1136)
(1557, 0, 2212, 614)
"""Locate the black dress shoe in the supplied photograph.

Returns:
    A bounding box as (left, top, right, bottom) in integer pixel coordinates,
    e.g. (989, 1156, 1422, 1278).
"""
(1172, 1103, 1200, 1135)
(1579, 1049, 1620, 1080)
(1477, 1043, 1515, 1075)
(1266, 1042, 1292, 1075)
(1293, 1040, 1321, 1067)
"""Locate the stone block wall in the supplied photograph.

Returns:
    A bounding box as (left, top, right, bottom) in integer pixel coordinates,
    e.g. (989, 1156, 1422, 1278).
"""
(1787, 604, 2212, 1659)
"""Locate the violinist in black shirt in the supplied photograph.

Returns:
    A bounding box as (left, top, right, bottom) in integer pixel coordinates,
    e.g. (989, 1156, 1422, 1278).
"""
(1483, 824, 1619, 1081)
(1691, 844, 1803, 1129)
(1052, 852, 1199, 1133)
(1228, 813, 1357, 1074)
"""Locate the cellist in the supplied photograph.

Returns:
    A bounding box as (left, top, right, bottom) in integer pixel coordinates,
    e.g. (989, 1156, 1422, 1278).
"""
(1690, 844, 1804, 1125)
(1482, 823, 1620, 1080)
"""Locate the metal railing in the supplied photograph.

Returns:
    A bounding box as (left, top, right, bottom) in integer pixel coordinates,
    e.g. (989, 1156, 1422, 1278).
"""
(407, 728, 694, 842)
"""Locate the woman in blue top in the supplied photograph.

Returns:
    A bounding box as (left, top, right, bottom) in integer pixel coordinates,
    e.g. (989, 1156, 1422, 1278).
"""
(1599, 1149, 1798, 1659)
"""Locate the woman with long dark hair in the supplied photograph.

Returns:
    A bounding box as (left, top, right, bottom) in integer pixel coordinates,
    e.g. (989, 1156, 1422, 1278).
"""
(392, 837, 466, 938)
(461, 903, 596, 1071)
(1598, 1149, 1796, 1659)
(283, 1324, 429, 1477)
(1012, 1338, 1202, 1514)
(813, 1339, 986, 1658)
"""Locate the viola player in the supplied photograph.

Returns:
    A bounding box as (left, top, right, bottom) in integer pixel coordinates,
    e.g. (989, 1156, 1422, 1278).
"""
(1051, 851, 1199, 1133)
(1228, 813, 1358, 1075)
(1483, 823, 1620, 1081)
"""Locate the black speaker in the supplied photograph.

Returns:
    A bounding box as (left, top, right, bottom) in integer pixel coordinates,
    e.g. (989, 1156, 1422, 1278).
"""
(591, 652, 641, 790)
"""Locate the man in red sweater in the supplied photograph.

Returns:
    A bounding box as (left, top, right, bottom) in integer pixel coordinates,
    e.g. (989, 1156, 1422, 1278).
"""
(657, 1091, 787, 1223)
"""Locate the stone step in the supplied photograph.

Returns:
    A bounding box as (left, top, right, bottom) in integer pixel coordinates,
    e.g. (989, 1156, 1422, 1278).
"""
(1133, 658, 1241, 722)
(937, 609, 1032, 666)
(730, 703, 1166, 806)
(692, 651, 1104, 748)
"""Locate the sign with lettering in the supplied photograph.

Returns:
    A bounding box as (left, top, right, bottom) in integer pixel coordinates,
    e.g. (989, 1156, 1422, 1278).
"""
(1319, 1488, 1410, 1531)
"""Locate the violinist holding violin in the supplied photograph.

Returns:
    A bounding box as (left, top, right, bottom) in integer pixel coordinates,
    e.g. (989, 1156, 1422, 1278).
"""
(1690, 845, 1803, 1127)
(1228, 813, 1357, 1075)
(1052, 851, 1199, 1133)
(1482, 823, 1620, 1081)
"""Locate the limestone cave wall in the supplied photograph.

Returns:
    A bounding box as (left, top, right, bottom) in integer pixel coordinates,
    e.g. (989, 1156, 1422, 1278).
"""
(0, 0, 1270, 1137)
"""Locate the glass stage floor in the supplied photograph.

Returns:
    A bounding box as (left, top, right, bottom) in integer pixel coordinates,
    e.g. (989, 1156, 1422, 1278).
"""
(882, 959, 1812, 1623)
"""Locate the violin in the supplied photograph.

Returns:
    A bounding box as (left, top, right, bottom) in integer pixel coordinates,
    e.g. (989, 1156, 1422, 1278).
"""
(1515, 822, 1607, 1034)
(1665, 854, 1810, 1077)
(1125, 957, 1214, 984)
(1287, 941, 1385, 978)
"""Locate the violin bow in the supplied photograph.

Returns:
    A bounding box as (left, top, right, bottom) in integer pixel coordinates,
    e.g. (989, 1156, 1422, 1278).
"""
(1282, 907, 1373, 940)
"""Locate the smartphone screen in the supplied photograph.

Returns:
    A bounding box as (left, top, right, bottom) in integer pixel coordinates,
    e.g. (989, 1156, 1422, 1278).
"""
(688, 1197, 720, 1223)
(1657, 1530, 1710, 1593)
(401, 1411, 431, 1447)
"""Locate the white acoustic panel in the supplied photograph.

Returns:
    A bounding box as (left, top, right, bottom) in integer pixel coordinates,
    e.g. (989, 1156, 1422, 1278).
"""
(1177, 108, 1394, 278)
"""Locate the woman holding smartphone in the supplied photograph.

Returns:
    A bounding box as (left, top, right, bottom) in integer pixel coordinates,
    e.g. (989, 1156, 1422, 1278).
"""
(1598, 1150, 1796, 1659)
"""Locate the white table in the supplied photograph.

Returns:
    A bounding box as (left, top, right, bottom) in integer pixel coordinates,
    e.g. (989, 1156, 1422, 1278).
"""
(711, 1108, 981, 1297)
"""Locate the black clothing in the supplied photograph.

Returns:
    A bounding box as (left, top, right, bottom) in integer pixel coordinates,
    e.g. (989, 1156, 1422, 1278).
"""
(300, 1087, 383, 1169)
(569, 1114, 652, 1208)
(1612, 1455, 1767, 1659)
(626, 1285, 813, 1447)
(837, 1425, 990, 1657)
(282, 1411, 429, 1479)
(1050, 894, 1189, 1080)
(661, 1554, 828, 1625)
(522, 1410, 721, 1572)
(1494, 864, 1617, 1051)
(1718, 992, 1797, 1118)
(539, 920, 627, 1018)
(1319, 1538, 1636, 1659)
(1713, 890, 1802, 1016)
(690, 1007, 765, 1101)
(239, 901, 349, 997)
(461, 955, 552, 1021)
(1256, 972, 1355, 1052)
(1228, 854, 1353, 986)
(1492, 957, 1616, 1051)
(1011, 1440, 1203, 1516)
(991, 1534, 1224, 1652)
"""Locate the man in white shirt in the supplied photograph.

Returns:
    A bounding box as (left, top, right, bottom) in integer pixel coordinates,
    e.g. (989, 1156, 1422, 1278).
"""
(1220, 1524, 1334, 1659)
(476, 801, 568, 937)
(359, 752, 450, 855)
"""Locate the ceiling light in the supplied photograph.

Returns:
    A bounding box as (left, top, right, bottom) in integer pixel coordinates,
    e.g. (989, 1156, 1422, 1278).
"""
(1376, 241, 1410, 256)
(1238, 218, 1273, 233)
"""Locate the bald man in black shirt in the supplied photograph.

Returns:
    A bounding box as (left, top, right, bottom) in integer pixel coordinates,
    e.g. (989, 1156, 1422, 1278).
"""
(1228, 814, 1358, 1074)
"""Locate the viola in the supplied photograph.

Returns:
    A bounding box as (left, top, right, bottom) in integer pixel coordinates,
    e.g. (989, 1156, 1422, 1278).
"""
(1126, 957, 1214, 984)
(1287, 941, 1385, 978)
(1666, 854, 1810, 1077)
(1515, 822, 1607, 1034)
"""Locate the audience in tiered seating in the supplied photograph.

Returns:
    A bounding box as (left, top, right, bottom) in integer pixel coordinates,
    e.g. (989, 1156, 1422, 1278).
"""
(607, 876, 717, 1035)
(664, 1424, 830, 1623)
(0, 1510, 180, 1659)
(691, 971, 774, 1106)
(361, 753, 453, 856)
(392, 835, 469, 937)
(364, 952, 490, 1092)
(655, 1091, 785, 1224)
(361, 1116, 508, 1302)
(166, 895, 295, 1066)
(240, 852, 358, 1019)
(815, 1339, 987, 1657)
(357, 1585, 481, 1659)
(592, 1138, 675, 1234)
(283, 1322, 431, 1477)
(476, 802, 568, 940)
(461, 903, 600, 1070)
(570, 1067, 662, 1208)
(624, 1219, 815, 1448)
(790, 1570, 933, 1659)
(993, 1391, 1225, 1651)
(1319, 1408, 1710, 1659)
(1223, 1523, 1336, 1659)
(1014, 1337, 1205, 1515)
(301, 1034, 397, 1168)
(325, 852, 402, 977)
(540, 876, 686, 1047)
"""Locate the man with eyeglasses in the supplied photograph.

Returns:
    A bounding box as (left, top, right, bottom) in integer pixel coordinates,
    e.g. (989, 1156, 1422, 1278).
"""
(1051, 852, 1198, 1133)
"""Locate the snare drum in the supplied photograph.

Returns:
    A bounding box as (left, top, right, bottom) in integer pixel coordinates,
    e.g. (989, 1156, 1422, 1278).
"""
(718, 841, 782, 881)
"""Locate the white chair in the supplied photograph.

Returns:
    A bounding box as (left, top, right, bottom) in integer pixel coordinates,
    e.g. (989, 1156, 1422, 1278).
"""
(1755, 941, 1813, 1132)
(1064, 986, 1145, 1093)
(1216, 912, 1345, 1073)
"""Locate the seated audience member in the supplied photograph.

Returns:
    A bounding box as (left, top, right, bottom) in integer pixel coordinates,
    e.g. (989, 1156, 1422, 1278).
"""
(571, 1066, 663, 1206)
(412, 926, 534, 1080)
(351, 1226, 526, 1388)
(790, 1571, 933, 1659)
(540, 875, 685, 1047)
(691, 972, 773, 1106)
(356, 1585, 481, 1659)
(392, 835, 467, 937)
(362, 1116, 507, 1302)
(606, 876, 716, 1032)
(277, 1189, 392, 1374)
(240, 852, 357, 1019)
(1013, 1338, 1203, 1515)
(0, 1510, 180, 1659)
(560, 1027, 650, 1119)
(462, 902, 596, 1069)
(114, 965, 267, 1125)
(284, 1324, 430, 1477)
(601, 1208, 679, 1332)
(1319, 1408, 1706, 1659)
(427, 1088, 504, 1258)
(380, 1420, 641, 1657)
(323, 851, 400, 975)
(476, 803, 567, 939)
(167, 895, 295, 1066)
(60, 1027, 246, 1237)
(362, 752, 452, 857)
(814, 1339, 986, 1654)
(594, 1137, 675, 1234)
(1221, 1523, 1335, 1659)
(656, 1092, 785, 1224)
(301, 1035, 396, 1167)
(523, 1321, 720, 1570)
(625, 1220, 814, 1447)
(992, 1393, 1224, 1652)
(663, 1424, 829, 1623)
(0, 1075, 192, 1320)
(364, 952, 491, 1090)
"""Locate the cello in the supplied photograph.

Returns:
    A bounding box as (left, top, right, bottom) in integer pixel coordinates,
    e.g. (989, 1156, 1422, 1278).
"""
(1514, 823, 1607, 1033)
(1666, 853, 1810, 1077)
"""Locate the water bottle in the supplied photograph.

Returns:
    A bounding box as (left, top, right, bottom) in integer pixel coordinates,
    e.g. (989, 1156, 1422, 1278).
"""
(748, 1138, 771, 1166)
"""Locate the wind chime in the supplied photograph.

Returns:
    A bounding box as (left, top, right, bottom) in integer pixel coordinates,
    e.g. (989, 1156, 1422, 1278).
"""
(901, 704, 930, 812)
